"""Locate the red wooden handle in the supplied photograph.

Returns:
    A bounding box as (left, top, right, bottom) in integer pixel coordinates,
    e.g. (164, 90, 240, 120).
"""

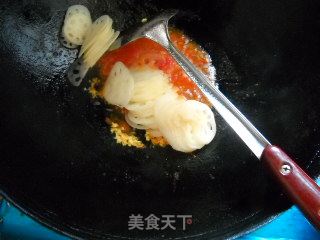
(261, 145, 320, 229)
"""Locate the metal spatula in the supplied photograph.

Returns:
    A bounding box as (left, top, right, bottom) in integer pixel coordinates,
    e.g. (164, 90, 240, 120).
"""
(122, 10, 320, 228)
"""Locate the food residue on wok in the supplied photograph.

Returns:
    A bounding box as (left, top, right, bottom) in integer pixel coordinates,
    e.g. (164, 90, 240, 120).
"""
(110, 122, 145, 149)
(62, 5, 217, 153)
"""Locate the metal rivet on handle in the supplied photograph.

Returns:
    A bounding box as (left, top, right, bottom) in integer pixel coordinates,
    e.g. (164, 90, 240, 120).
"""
(280, 164, 292, 175)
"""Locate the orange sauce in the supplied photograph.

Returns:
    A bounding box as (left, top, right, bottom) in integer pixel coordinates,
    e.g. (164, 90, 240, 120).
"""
(98, 29, 212, 103)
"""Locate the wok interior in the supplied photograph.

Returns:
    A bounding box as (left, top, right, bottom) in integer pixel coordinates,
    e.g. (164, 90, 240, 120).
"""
(0, 0, 320, 239)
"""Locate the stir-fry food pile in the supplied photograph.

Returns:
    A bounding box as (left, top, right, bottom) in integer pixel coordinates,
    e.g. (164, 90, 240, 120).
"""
(63, 5, 217, 153)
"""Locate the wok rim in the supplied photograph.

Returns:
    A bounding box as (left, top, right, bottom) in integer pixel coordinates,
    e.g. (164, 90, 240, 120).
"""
(0, 188, 289, 240)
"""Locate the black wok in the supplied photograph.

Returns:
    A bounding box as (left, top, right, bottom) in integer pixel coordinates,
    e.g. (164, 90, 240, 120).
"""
(0, 0, 320, 239)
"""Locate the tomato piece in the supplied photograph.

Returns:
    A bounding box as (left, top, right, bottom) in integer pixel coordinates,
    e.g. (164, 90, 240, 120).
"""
(98, 29, 212, 103)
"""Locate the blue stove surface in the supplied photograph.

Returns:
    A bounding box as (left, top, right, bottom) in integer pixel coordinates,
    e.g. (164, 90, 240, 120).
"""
(0, 200, 319, 240)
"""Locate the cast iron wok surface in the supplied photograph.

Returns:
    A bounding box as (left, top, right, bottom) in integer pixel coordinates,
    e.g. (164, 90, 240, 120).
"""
(0, 0, 320, 239)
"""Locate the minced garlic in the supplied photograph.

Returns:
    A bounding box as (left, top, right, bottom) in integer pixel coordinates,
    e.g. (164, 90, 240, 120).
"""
(110, 122, 145, 148)
(88, 78, 102, 98)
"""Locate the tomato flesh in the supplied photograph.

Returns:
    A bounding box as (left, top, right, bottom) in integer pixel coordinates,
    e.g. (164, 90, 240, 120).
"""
(99, 29, 212, 102)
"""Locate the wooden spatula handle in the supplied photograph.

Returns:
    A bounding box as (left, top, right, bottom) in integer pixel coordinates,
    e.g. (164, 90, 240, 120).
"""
(261, 145, 320, 229)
